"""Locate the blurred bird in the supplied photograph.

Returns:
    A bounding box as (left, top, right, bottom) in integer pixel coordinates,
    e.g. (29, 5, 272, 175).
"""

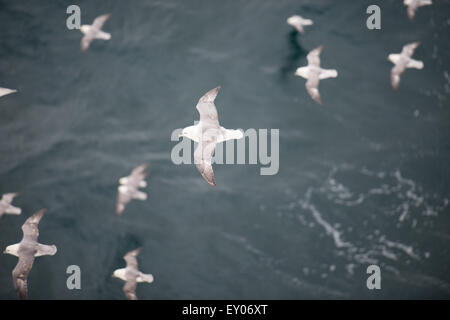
(3, 209, 57, 300)
(388, 42, 423, 91)
(80, 13, 112, 52)
(295, 46, 338, 104)
(0, 193, 21, 218)
(112, 248, 154, 300)
(116, 164, 148, 217)
(404, 0, 432, 20)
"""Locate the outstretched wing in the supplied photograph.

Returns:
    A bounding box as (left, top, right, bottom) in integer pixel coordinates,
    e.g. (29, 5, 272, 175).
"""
(306, 75, 322, 104)
(124, 247, 142, 269)
(0, 87, 17, 97)
(401, 42, 420, 58)
(116, 190, 132, 217)
(92, 13, 111, 30)
(12, 251, 35, 300)
(123, 278, 138, 300)
(307, 46, 323, 67)
(196, 87, 220, 127)
(391, 64, 405, 91)
(81, 35, 94, 52)
(1, 192, 19, 204)
(22, 209, 45, 243)
(194, 141, 217, 187)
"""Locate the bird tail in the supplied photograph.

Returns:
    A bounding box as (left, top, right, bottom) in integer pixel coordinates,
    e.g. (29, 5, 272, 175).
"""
(407, 59, 424, 69)
(5, 205, 21, 215)
(138, 273, 154, 283)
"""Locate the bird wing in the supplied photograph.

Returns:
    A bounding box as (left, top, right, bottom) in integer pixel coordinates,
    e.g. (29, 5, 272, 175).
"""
(124, 248, 142, 269)
(116, 189, 133, 217)
(12, 248, 36, 300)
(307, 46, 323, 67)
(0, 87, 17, 97)
(1, 192, 18, 204)
(306, 74, 322, 104)
(21, 209, 45, 243)
(123, 278, 138, 300)
(194, 140, 217, 187)
(391, 64, 405, 91)
(81, 34, 94, 52)
(196, 87, 220, 128)
(401, 42, 420, 58)
(92, 13, 111, 30)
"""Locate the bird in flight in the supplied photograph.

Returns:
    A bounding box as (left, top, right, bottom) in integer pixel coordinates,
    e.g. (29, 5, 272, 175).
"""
(404, 0, 432, 20)
(295, 46, 338, 104)
(0, 193, 21, 219)
(116, 164, 148, 217)
(388, 42, 423, 91)
(80, 13, 112, 52)
(179, 87, 243, 186)
(3, 209, 57, 299)
(112, 248, 154, 300)
(287, 15, 313, 34)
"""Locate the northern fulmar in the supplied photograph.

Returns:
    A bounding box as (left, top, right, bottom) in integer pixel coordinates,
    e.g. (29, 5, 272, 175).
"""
(80, 13, 112, 52)
(295, 46, 338, 104)
(388, 41, 423, 91)
(112, 248, 154, 300)
(179, 87, 243, 187)
(3, 209, 57, 299)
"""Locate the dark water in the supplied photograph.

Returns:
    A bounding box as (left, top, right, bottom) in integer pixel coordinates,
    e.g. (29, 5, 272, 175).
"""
(0, 0, 449, 299)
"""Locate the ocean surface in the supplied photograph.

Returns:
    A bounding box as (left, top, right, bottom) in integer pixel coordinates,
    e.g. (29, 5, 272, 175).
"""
(0, 0, 449, 299)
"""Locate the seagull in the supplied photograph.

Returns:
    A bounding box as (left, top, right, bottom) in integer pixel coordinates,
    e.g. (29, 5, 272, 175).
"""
(287, 15, 313, 34)
(0, 193, 21, 219)
(80, 13, 111, 52)
(3, 209, 57, 300)
(388, 42, 423, 91)
(404, 0, 432, 20)
(0, 87, 17, 98)
(116, 164, 148, 217)
(178, 87, 244, 187)
(112, 248, 154, 300)
(295, 46, 338, 104)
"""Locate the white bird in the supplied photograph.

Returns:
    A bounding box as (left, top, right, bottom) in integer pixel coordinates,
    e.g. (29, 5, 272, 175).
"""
(179, 87, 243, 187)
(287, 15, 313, 34)
(0, 87, 17, 98)
(80, 13, 111, 52)
(388, 42, 423, 91)
(116, 164, 148, 217)
(404, 0, 432, 20)
(295, 46, 338, 104)
(112, 248, 154, 300)
(0, 193, 21, 219)
(3, 209, 57, 300)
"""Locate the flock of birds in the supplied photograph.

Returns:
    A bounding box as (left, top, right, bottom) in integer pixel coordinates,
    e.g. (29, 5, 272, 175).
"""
(0, 0, 435, 300)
